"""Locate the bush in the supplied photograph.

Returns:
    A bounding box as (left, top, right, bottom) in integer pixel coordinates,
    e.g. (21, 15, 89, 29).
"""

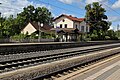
(30, 33, 38, 39)
(11, 33, 29, 40)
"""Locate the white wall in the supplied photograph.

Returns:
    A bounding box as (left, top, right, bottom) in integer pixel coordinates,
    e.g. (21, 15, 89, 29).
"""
(73, 21, 88, 32)
(80, 21, 87, 32)
(54, 16, 73, 28)
(21, 23, 37, 35)
(86, 25, 90, 32)
(73, 22, 80, 30)
(54, 16, 90, 33)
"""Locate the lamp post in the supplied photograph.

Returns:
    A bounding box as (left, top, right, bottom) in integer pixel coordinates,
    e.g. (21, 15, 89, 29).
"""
(0, 3, 2, 17)
(0, 12, 1, 38)
(38, 22, 43, 42)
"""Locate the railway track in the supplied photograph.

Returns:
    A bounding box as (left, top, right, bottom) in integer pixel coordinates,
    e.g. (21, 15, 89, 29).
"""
(0, 44, 120, 74)
(43, 52, 120, 80)
(0, 46, 113, 73)
(1, 44, 120, 79)
(1, 41, 120, 55)
(1, 43, 120, 63)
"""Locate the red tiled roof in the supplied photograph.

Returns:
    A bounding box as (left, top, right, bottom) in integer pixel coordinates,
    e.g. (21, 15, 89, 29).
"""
(54, 14, 85, 22)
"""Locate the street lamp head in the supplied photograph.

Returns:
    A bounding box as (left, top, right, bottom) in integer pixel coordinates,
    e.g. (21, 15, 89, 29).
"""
(41, 23, 43, 27)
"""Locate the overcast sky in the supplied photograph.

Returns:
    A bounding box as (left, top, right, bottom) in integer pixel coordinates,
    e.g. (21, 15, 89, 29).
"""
(0, 0, 120, 30)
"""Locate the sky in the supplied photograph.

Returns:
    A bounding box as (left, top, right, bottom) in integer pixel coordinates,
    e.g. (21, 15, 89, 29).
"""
(0, 0, 120, 30)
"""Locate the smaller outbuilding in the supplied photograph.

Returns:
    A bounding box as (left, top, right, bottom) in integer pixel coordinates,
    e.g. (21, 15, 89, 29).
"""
(21, 22, 52, 35)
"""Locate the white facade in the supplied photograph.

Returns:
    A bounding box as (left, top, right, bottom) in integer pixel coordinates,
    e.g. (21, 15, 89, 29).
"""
(54, 16, 89, 32)
(21, 23, 37, 35)
(54, 16, 73, 28)
(79, 21, 90, 32)
(73, 21, 80, 30)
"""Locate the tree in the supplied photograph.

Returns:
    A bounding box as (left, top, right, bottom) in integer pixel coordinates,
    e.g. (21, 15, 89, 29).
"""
(85, 2, 111, 40)
(0, 16, 5, 38)
(17, 5, 53, 30)
(0, 5, 53, 39)
(35, 7, 53, 25)
(2, 15, 19, 38)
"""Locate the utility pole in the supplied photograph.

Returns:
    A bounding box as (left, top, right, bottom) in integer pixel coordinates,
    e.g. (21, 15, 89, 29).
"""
(117, 24, 119, 31)
(117, 24, 120, 39)
(38, 22, 43, 42)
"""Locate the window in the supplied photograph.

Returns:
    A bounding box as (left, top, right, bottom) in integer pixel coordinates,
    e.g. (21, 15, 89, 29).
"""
(65, 24, 67, 28)
(81, 26, 84, 32)
(86, 26, 88, 32)
(60, 24, 62, 28)
(63, 19, 65, 22)
(76, 25, 77, 28)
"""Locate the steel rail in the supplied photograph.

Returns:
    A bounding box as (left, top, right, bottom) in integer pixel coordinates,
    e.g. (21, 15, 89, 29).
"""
(0, 44, 120, 74)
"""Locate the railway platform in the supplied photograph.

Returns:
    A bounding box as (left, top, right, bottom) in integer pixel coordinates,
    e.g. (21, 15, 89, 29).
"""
(57, 52, 120, 80)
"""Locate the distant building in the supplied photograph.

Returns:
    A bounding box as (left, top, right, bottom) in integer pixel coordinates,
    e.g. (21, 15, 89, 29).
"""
(21, 22, 52, 35)
(51, 14, 90, 41)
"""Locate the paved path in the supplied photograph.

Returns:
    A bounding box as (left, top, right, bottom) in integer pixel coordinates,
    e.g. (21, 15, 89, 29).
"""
(64, 54, 120, 80)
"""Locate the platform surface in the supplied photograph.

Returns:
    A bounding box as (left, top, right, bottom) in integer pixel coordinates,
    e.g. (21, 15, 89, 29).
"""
(67, 55, 120, 80)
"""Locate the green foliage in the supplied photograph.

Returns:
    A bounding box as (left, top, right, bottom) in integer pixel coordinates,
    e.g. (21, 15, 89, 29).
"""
(30, 33, 38, 39)
(90, 30, 98, 40)
(106, 30, 118, 40)
(115, 30, 120, 39)
(27, 32, 55, 39)
(0, 16, 20, 38)
(88, 29, 118, 40)
(105, 36, 110, 40)
(0, 17, 5, 38)
(85, 2, 111, 40)
(2, 15, 19, 37)
(11, 33, 29, 40)
(0, 5, 53, 39)
(17, 5, 53, 30)
(80, 34, 91, 41)
(41, 32, 55, 39)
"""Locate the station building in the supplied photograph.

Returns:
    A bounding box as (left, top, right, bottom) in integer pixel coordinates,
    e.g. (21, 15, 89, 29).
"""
(51, 14, 90, 42)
